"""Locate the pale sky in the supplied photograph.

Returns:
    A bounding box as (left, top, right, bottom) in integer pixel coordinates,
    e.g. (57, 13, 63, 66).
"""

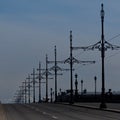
(0, 0, 120, 103)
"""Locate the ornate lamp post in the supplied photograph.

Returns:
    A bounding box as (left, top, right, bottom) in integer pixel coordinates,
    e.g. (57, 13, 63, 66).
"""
(50, 88, 53, 103)
(99, 4, 107, 108)
(81, 80, 83, 95)
(75, 74, 78, 98)
(72, 3, 120, 109)
(94, 76, 97, 96)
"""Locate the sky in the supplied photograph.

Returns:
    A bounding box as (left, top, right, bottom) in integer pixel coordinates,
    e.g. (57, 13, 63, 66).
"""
(0, 0, 120, 103)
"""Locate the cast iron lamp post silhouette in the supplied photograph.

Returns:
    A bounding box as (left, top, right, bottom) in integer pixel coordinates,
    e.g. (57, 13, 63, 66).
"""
(94, 76, 97, 96)
(81, 80, 83, 95)
(72, 3, 120, 109)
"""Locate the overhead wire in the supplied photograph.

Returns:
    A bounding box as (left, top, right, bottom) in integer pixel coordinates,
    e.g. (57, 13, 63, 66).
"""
(107, 33, 120, 42)
(72, 33, 120, 71)
(61, 33, 120, 80)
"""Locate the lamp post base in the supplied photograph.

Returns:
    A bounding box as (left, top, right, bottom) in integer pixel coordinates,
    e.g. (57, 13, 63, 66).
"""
(100, 102, 107, 109)
(69, 102, 74, 105)
(38, 100, 41, 103)
(69, 100, 74, 105)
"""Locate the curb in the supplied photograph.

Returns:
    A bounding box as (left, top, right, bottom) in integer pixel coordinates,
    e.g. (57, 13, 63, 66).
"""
(57, 103, 120, 113)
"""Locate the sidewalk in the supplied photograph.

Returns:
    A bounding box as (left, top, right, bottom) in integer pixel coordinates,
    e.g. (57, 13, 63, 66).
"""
(61, 102, 120, 113)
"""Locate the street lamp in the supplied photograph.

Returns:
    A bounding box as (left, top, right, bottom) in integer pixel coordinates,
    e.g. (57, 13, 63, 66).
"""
(71, 3, 120, 109)
(50, 88, 53, 103)
(94, 76, 97, 96)
(100, 3, 107, 109)
(81, 80, 83, 95)
(75, 74, 78, 98)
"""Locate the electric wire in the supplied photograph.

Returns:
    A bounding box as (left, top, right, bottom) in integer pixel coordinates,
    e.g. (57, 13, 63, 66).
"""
(72, 33, 120, 71)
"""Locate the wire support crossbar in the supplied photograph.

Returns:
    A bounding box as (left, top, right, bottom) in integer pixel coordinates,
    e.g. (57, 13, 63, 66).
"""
(72, 40, 120, 51)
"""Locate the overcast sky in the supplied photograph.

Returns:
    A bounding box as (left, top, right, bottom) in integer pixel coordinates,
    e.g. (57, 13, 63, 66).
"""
(0, 0, 120, 103)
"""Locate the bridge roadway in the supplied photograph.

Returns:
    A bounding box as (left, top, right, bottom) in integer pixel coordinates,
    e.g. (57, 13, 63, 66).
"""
(1, 103, 120, 120)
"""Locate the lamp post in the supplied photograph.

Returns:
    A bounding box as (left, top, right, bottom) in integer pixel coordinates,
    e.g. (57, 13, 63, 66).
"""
(46, 55, 48, 102)
(64, 31, 95, 104)
(31, 68, 37, 103)
(71, 3, 120, 109)
(48, 46, 71, 103)
(94, 76, 97, 96)
(22, 81, 27, 104)
(50, 88, 53, 103)
(26, 74, 31, 104)
(81, 80, 83, 95)
(38, 62, 42, 103)
(42, 55, 54, 102)
(37, 62, 45, 103)
(75, 74, 78, 100)
(32, 68, 36, 103)
(100, 3, 107, 109)
(48, 46, 63, 102)
(70, 31, 73, 104)
(59, 88, 62, 102)
(43, 55, 53, 102)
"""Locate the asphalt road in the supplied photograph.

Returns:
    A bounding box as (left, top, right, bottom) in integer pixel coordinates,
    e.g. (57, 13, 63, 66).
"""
(2, 103, 120, 120)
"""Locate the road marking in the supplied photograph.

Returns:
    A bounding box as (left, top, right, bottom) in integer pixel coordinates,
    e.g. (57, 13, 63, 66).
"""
(52, 116, 58, 119)
(35, 108, 39, 111)
(42, 112, 58, 119)
(42, 112, 47, 114)
(42, 112, 52, 116)
(26, 105, 59, 119)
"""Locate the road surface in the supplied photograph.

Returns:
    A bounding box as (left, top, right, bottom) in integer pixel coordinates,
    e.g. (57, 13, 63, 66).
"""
(1, 103, 120, 120)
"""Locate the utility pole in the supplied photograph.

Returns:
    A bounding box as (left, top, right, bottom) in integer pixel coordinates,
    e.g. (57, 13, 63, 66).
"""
(14, 90, 23, 104)
(23, 80, 27, 104)
(19, 85, 24, 103)
(37, 62, 42, 103)
(26, 74, 32, 104)
(100, 3, 106, 108)
(64, 31, 95, 104)
(72, 3, 120, 109)
(36, 62, 46, 103)
(70, 30, 73, 104)
(42, 55, 53, 102)
(31, 68, 37, 103)
(46, 55, 48, 102)
(48, 46, 66, 102)
(54, 46, 58, 102)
